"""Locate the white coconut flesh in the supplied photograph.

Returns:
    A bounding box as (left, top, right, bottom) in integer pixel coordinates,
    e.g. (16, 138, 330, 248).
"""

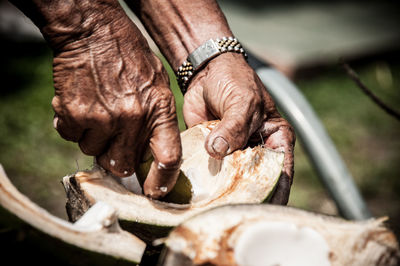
(180, 122, 284, 205)
(164, 204, 399, 266)
(68, 121, 284, 227)
(233, 221, 330, 266)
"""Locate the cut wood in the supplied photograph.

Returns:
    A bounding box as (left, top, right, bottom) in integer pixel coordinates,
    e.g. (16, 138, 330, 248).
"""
(0, 164, 146, 265)
(160, 204, 400, 266)
(62, 121, 285, 243)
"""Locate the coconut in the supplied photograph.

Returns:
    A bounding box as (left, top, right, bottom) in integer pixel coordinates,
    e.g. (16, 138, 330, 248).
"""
(160, 204, 400, 266)
(0, 165, 146, 265)
(63, 121, 285, 243)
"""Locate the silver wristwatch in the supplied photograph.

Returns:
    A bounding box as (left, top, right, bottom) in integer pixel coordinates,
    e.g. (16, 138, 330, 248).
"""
(176, 37, 247, 94)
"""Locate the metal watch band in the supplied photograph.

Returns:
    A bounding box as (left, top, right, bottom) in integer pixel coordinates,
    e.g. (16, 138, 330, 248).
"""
(176, 37, 247, 94)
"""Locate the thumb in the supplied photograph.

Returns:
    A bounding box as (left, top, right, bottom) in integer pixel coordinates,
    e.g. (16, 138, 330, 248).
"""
(205, 109, 263, 159)
(143, 118, 182, 199)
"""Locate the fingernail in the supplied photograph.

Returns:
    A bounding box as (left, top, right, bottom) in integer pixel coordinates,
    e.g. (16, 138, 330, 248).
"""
(212, 136, 229, 155)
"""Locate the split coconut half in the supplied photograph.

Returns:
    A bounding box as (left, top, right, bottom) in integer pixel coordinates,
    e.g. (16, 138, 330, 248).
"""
(63, 121, 284, 242)
(160, 204, 400, 266)
(0, 165, 146, 265)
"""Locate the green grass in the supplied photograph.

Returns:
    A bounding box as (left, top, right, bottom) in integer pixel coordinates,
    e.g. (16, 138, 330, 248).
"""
(287, 61, 400, 235)
(0, 43, 93, 218)
(159, 54, 186, 132)
(1, 42, 399, 237)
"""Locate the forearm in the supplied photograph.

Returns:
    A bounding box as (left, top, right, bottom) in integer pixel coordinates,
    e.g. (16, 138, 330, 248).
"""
(128, 0, 235, 70)
(9, 0, 129, 49)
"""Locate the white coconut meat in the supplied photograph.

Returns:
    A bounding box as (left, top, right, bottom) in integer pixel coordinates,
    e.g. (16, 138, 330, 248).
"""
(180, 121, 284, 206)
(232, 221, 330, 266)
(163, 204, 399, 266)
(63, 121, 285, 228)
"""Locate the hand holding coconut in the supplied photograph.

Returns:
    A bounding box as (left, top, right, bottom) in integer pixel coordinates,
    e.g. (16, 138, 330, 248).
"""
(131, 0, 296, 204)
(10, 0, 182, 199)
(183, 53, 296, 204)
(12, 0, 295, 202)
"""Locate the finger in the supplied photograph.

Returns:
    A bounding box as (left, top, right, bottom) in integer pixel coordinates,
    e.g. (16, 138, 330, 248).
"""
(204, 102, 264, 159)
(269, 172, 291, 205)
(96, 132, 139, 177)
(248, 117, 284, 143)
(264, 125, 296, 205)
(78, 128, 111, 156)
(183, 87, 215, 127)
(143, 116, 182, 199)
(53, 114, 84, 142)
(264, 125, 295, 179)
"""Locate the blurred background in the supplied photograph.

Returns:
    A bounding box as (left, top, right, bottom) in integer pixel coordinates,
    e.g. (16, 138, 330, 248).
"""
(0, 0, 399, 239)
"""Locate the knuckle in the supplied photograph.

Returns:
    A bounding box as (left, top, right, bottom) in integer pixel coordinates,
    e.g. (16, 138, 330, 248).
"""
(120, 110, 143, 123)
(156, 149, 182, 170)
(51, 96, 63, 114)
(87, 110, 112, 125)
(78, 142, 96, 156)
(151, 88, 176, 118)
(253, 95, 263, 109)
(56, 127, 79, 142)
(117, 98, 144, 122)
(247, 90, 263, 109)
(155, 89, 175, 107)
(281, 120, 296, 140)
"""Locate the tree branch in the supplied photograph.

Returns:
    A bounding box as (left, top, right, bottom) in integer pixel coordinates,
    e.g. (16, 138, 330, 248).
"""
(339, 59, 400, 121)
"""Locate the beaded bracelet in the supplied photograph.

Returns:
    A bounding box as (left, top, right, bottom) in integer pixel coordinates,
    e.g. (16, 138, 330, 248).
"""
(176, 37, 247, 94)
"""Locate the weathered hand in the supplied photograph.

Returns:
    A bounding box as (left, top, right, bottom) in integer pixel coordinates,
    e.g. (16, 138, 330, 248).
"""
(183, 53, 295, 204)
(50, 8, 181, 199)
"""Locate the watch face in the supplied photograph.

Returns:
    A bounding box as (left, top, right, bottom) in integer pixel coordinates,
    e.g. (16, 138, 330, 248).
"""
(189, 39, 220, 69)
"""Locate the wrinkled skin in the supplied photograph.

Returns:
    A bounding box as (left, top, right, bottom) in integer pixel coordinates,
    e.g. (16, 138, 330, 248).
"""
(11, 0, 295, 203)
(50, 13, 182, 199)
(184, 53, 296, 204)
(130, 0, 296, 204)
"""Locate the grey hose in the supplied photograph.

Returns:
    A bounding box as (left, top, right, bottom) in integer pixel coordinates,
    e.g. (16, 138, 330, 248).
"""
(248, 53, 372, 220)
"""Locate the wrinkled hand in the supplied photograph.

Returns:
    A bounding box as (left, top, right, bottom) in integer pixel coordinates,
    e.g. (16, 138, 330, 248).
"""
(51, 15, 181, 199)
(183, 53, 295, 204)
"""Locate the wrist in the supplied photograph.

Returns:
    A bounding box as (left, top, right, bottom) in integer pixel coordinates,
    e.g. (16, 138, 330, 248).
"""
(130, 0, 233, 70)
(177, 39, 248, 93)
(171, 29, 234, 71)
(206, 52, 249, 69)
